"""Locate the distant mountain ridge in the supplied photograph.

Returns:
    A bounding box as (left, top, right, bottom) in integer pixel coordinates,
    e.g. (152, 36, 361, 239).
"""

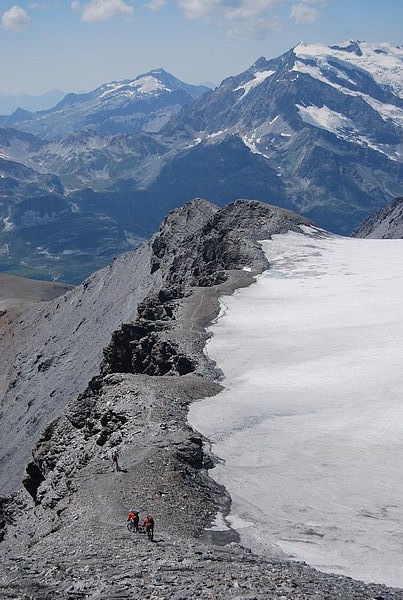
(0, 90, 66, 116)
(0, 69, 210, 138)
(0, 42, 402, 282)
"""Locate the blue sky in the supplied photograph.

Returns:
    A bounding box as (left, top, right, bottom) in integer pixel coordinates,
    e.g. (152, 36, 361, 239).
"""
(1, 0, 402, 96)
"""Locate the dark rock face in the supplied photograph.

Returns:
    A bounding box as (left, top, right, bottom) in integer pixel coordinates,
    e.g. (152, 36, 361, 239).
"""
(101, 297, 194, 377)
(22, 461, 46, 503)
(151, 198, 310, 287)
(0, 199, 401, 598)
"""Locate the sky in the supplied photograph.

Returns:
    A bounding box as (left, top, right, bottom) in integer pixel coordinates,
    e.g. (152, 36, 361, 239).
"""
(189, 231, 403, 587)
(0, 0, 402, 97)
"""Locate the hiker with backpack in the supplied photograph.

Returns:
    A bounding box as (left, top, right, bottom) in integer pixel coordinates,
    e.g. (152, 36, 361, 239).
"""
(111, 448, 120, 472)
(127, 509, 140, 531)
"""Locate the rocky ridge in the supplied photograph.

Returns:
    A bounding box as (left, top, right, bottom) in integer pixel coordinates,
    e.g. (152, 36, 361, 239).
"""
(352, 196, 403, 238)
(0, 199, 401, 599)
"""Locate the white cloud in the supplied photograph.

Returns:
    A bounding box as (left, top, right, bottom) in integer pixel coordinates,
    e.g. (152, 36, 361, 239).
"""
(79, 0, 134, 23)
(177, 0, 222, 20)
(290, 2, 320, 24)
(2, 5, 31, 30)
(225, 0, 282, 38)
(146, 0, 166, 10)
(226, 0, 280, 21)
(177, 1, 324, 38)
(29, 1, 63, 8)
(70, 0, 325, 32)
(228, 15, 281, 39)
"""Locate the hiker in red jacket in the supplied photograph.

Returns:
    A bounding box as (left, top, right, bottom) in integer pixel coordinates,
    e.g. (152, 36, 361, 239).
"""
(143, 515, 154, 541)
(127, 510, 139, 531)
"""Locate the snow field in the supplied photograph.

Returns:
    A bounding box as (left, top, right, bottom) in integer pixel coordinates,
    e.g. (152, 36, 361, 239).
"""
(189, 230, 403, 587)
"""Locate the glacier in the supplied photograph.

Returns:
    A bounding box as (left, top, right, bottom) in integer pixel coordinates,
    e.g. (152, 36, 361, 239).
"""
(189, 229, 403, 588)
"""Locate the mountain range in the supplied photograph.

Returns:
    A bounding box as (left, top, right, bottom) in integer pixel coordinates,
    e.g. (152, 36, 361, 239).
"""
(0, 69, 210, 138)
(0, 41, 402, 283)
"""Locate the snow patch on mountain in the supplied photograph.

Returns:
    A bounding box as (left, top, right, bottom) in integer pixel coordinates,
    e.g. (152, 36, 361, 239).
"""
(296, 103, 395, 158)
(2, 216, 14, 231)
(241, 133, 270, 158)
(294, 41, 403, 98)
(235, 70, 275, 99)
(363, 96, 403, 128)
(99, 75, 168, 99)
(297, 104, 353, 132)
(291, 42, 403, 132)
(293, 60, 403, 130)
(208, 130, 227, 138)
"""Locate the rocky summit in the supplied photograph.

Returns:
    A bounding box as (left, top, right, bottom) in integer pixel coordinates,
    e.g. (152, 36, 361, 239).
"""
(0, 199, 401, 599)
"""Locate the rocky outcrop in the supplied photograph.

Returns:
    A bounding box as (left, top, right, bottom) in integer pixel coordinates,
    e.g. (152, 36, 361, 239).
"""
(352, 196, 403, 238)
(101, 298, 194, 377)
(151, 198, 311, 287)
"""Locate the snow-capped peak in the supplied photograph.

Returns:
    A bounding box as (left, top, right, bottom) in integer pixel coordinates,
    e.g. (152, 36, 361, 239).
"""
(99, 75, 168, 99)
(129, 75, 168, 93)
(293, 41, 403, 98)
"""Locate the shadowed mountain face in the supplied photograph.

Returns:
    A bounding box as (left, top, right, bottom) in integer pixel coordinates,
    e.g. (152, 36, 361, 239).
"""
(0, 43, 402, 282)
(1, 198, 402, 599)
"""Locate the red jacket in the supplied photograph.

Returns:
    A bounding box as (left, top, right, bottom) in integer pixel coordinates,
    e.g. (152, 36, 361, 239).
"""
(143, 516, 154, 528)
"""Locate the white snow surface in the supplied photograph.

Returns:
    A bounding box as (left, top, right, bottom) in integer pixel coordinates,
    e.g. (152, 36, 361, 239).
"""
(295, 104, 395, 158)
(294, 41, 403, 98)
(189, 231, 403, 588)
(99, 75, 168, 98)
(235, 70, 275, 99)
(296, 104, 353, 132)
(292, 42, 403, 132)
